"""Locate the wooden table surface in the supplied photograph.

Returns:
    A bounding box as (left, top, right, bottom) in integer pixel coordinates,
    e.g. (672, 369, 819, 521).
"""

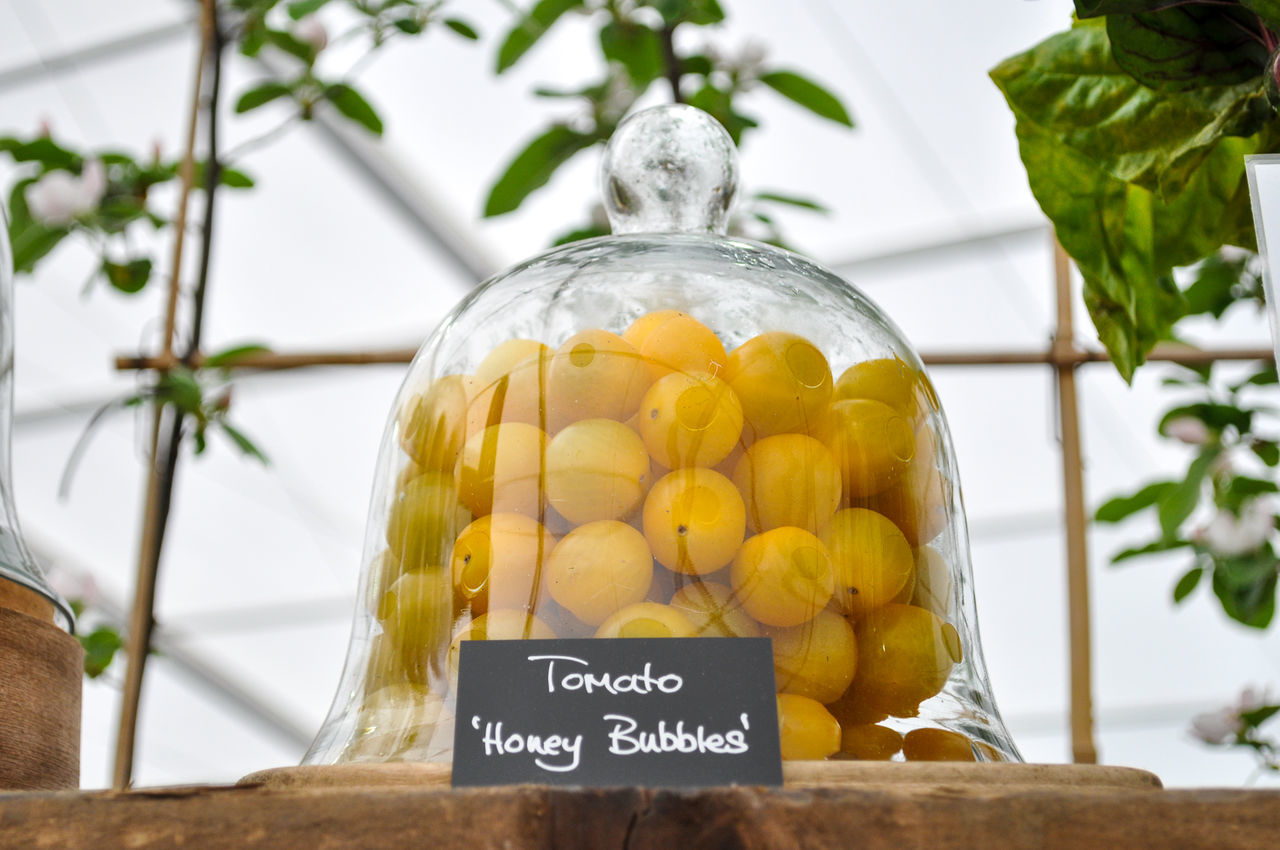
(2, 771, 1278, 849)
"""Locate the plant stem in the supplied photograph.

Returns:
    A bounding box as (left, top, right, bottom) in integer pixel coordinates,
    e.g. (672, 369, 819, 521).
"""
(659, 25, 683, 104)
(187, 13, 225, 360)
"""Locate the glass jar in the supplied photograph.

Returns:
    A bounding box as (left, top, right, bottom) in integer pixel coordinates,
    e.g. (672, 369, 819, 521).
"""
(305, 104, 1020, 767)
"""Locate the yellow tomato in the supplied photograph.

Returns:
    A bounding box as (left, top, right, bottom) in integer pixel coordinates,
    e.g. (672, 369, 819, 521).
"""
(385, 472, 469, 572)
(840, 724, 903, 761)
(776, 694, 840, 760)
(634, 311, 728, 381)
(902, 727, 976, 762)
(730, 526, 834, 627)
(456, 422, 548, 518)
(833, 357, 931, 423)
(637, 371, 743, 469)
(546, 418, 651, 524)
(851, 603, 963, 718)
(546, 520, 654, 625)
(769, 608, 857, 704)
(820, 508, 915, 619)
(642, 468, 745, 576)
(546, 329, 651, 430)
(668, 580, 760, 637)
(815, 399, 914, 499)
(450, 513, 555, 615)
(474, 339, 550, 387)
(399, 374, 469, 472)
(594, 601, 697, 638)
(466, 350, 553, 436)
(732, 433, 841, 533)
(724, 331, 832, 439)
(910, 545, 953, 618)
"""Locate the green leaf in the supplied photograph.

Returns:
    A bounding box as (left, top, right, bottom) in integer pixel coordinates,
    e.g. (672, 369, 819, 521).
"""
(204, 343, 272, 368)
(157, 369, 204, 416)
(102, 258, 152, 294)
(1240, 704, 1280, 728)
(221, 422, 270, 465)
(990, 23, 1269, 203)
(235, 81, 293, 114)
(286, 0, 330, 19)
(0, 136, 82, 170)
(266, 28, 317, 63)
(1073, 1, 1171, 16)
(218, 167, 255, 189)
(996, 112, 1258, 379)
(686, 82, 758, 145)
(1211, 561, 1276, 628)
(1183, 251, 1249, 318)
(1173, 566, 1204, 603)
(324, 83, 383, 135)
(78, 625, 123, 678)
(1253, 440, 1280, 467)
(6, 179, 69, 273)
(1111, 537, 1192, 564)
(1159, 402, 1251, 435)
(496, 0, 584, 73)
(600, 20, 664, 87)
(1106, 7, 1269, 92)
(753, 191, 830, 214)
(444, 18, 480, 40)
(652, 0, 725, 25)
(758, 70, 854, 128)
(1243, 1, 1280, 33)
(393, 17, 424, 35)
(1159, 447, 1220, 540)
(484, 125, 596, 216)
(1095, 480, 1177, 523)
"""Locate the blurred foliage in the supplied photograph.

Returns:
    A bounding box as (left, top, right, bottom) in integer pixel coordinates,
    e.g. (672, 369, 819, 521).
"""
(991, 6, 1280, 382)
(483, 0, 853, 245)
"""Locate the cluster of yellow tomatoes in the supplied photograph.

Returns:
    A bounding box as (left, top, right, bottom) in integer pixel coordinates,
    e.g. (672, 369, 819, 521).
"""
(360, 309, 981, 763)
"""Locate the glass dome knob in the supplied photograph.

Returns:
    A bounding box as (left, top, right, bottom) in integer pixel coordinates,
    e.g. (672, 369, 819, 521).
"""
(601, 104, 739, 236)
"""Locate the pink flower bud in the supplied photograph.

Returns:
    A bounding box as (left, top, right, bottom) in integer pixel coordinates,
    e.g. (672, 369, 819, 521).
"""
(293, 16, 328, 53)
(1162, 416, 1210, 445)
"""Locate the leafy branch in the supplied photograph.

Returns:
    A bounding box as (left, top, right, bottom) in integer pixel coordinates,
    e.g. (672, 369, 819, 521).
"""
(1095, 340, 1279, 628)
(484, 0, 853, 244)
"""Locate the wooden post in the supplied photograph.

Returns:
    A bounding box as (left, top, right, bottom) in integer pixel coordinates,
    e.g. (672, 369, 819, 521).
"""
(1051, 242, 1097, 765)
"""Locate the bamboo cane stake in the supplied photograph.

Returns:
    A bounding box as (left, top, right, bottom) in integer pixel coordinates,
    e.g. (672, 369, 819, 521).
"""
(112, 343, 1276, 375)
(1052, 241, 1098, 765)
(112, 0, 215, 791)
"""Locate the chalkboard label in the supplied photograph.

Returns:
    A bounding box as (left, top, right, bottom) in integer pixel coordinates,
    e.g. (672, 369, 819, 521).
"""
(452, 637, 782, 788)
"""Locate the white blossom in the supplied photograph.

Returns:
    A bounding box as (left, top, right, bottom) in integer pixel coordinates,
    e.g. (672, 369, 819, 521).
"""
(1162, 416, 1211, 446)
(24, 160, 105, 226)
(292, 15, 328, 53)
(1202, 499, 1274, 557)
(1190, 685, 1276, 745)
(1190, 707, 1239, 744)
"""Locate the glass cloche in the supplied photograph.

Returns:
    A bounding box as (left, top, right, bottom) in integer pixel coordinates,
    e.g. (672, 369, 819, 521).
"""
(304, 104, 1021, 768)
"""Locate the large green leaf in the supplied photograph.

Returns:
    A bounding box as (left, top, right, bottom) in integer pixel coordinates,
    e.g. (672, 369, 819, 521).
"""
(484, 125, 597, 216)
(496, 0, 584, 73)
(991, 24, 1268, 202)
(1107, 6, 1269, 91)
(1242, 0, 1280, 33)
(993, 25, 1268, 377)
(1073, 0, 1171, 15)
